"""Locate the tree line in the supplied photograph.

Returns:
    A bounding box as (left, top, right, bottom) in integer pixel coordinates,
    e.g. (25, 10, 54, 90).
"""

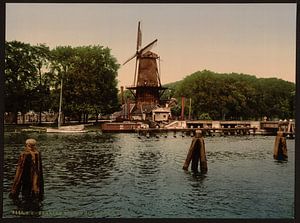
(5, 41, 120, 124)
(5, 41, 295, 124)
(162, 70, 295, 121)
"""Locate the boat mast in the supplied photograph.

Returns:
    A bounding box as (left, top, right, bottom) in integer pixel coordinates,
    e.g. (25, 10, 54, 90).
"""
(58, 68, 64, 128)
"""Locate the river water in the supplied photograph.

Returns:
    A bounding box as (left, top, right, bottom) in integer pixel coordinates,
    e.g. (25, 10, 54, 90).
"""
(3, 131, 295, 218)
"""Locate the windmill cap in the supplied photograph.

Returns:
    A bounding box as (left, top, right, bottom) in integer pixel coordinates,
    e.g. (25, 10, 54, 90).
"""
(26, 139, 37, 147)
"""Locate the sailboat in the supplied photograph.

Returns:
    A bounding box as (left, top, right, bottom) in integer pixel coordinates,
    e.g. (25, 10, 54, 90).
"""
(46, 72, 87, 133)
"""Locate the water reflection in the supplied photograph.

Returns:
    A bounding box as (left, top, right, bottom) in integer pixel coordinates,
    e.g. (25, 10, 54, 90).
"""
(137, 150, 162, 175)
(64, 148, 118, 185)
(3, 133, 295, 218)
(43, 134, 120, 188)
(180, 172, 208, 212)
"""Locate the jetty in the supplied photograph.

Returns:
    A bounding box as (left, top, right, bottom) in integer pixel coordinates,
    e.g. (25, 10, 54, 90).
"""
(101, 120, 295, 138)
(136, 126, 256, 137)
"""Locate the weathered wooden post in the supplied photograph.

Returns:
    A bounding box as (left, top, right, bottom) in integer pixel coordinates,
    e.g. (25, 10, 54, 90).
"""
(9, 139, 44, 201)
(181, 96, 185, 120)
(190, 131, 194, 137)
(120, 86, 125, 105)
(183, 130, 208, 173)
(164, 132, 168, 138)
(273, 131, 288, 161)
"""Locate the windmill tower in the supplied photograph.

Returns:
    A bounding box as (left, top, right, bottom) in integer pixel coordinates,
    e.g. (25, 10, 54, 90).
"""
(123, 22, 167, 120)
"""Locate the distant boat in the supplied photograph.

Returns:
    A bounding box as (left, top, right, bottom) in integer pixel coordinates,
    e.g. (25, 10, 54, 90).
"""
(46, 69, 87, 133)
(46, 124, 87, 133)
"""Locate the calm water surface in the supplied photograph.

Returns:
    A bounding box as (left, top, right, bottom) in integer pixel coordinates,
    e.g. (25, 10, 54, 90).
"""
(3, 132, 295, 218)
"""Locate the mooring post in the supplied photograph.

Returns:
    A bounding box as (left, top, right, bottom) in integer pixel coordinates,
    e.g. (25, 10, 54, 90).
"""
(273, 131, 288, 161)
(190, 131, 194, 137)
(9, 139, 44, 201)
(183, 130, 208, 173)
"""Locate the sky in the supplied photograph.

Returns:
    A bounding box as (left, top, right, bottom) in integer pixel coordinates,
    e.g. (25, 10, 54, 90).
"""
(6, 3, 297, 88)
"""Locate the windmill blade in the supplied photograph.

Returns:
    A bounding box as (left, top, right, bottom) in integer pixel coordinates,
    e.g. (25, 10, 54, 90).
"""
(139, 39, 158, 55)
(123, 53, 137, 65)
(136, 21, 142, 51)
(133, 57, 138, 86)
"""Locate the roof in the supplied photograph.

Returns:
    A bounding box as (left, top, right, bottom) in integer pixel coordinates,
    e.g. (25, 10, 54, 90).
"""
(152, 107, 171, 113)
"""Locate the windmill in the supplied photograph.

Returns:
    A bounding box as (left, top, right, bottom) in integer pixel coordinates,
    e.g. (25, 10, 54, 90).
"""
(123, 21, 167, 113)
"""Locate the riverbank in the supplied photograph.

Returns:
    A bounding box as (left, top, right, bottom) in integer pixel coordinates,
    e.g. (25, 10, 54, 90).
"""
(3, 123, 101, 133)
(4, 119, 295, 139)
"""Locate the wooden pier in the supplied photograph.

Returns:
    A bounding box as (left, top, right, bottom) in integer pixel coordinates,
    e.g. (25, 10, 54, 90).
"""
(136, 127, 257, 137)
(100, 120, 295, 138)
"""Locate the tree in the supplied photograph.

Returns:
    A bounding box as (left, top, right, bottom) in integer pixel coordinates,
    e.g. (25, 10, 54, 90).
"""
(171, 70, 295, 121)
(5, 41, 41, 123)
(199, 113, 212, 120)
(49, 46, 76, 123)
(30, 44, 52, 124)
(50, 45, 120, 123)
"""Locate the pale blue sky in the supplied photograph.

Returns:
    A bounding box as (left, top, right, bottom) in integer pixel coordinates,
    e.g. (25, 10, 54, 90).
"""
(6, 3, 296, 87)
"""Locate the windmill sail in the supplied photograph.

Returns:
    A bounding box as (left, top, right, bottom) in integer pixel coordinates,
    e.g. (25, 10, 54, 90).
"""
(139, 39, 157, 55)
(137, 21, 142, 51)
(123, 39, 158, 66)
(123, 53, 137, 65)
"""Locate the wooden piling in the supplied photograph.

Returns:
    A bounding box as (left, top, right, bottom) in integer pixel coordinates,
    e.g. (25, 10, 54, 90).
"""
(183, 130, 208, 173)
(9, 139, 44, 200)
(273, 131, 288, 161)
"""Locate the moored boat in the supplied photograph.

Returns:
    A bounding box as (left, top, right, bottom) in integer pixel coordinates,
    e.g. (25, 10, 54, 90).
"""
(46, 124, 87, 133)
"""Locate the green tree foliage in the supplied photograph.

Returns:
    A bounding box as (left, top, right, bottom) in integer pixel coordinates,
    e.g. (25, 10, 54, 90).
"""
(118, 89, 135, 104)
(198, 113, 212, 120)
(5, 41, 51, 123)
(161, 81, 180, 100)
(5, 41, 120, 124)
(172, 70, 295, 120)
(31, 44, 52, 123)
(50, 45, 120, 122)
